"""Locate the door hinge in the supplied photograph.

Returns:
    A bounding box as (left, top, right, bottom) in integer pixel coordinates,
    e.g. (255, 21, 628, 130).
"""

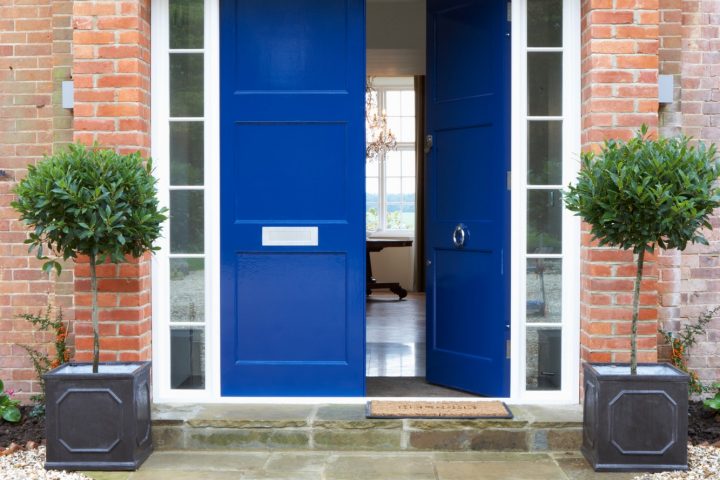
(507, 171, 511, 191)
(506, 339, 511, 359)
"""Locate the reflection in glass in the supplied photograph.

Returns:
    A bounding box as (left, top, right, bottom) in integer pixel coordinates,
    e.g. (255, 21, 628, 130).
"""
(526, 327, 561, 391)
(170, 190, 204, 253)
(170, 0, 204, 49)
(170, 122, 204, 186)
(528, 121, 562, 185)
(527, 189, 562, 253)
(528, 52, 562, 116)
(171, 258, 205, 323)
(170, 327, 205, 389)
(526, 258, 561, 323)
(527, 0, 562, 47)
(170, 53, 204, 117)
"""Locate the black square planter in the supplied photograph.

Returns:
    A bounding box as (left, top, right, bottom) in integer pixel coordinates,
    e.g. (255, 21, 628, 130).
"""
(582, 363, 689, 472)
(44, 362, 153, 471)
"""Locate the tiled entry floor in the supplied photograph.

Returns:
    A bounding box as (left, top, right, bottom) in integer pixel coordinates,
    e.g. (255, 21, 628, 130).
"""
(85, 451, 637, 480)
(366, 292, 425, 377)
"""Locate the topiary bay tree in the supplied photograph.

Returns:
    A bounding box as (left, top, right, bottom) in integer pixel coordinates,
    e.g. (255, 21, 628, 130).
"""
(564, 125, 720, 375)
(12, 143, 167, 373)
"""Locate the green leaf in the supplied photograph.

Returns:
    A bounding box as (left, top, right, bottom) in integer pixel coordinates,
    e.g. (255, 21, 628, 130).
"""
(1, 406, 21, 423)
(704, 398, 720, 411)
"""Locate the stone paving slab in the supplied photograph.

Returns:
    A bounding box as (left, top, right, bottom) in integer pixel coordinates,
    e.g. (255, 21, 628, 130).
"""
(84, 449, 639, 480)
(150, 403, 583, 452)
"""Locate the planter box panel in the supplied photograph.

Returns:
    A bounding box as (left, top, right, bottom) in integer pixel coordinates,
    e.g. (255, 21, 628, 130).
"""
(582, 363, 689, 472)
(44, 362, 153, 471)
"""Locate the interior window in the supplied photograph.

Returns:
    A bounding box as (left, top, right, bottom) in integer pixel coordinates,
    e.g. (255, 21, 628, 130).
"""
(366, 77, 416, 234)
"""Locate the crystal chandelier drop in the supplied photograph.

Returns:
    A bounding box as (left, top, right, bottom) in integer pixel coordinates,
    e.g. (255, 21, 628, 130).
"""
(365, 79, 397, 161)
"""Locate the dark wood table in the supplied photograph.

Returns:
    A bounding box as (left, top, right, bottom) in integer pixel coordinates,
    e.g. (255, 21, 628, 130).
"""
(366, 239, 413, 299)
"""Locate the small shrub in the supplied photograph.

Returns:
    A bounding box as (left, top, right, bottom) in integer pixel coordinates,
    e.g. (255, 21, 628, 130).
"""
(0, 379, 21, 423)
(18, 307, 72, 417)
(704, 383, 720, 411)
(659, 306, 719, 394)
(12, 143, 167, 373)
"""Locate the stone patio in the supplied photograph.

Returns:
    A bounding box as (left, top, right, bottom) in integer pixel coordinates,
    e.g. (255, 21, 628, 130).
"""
(84, 450, 638, 479)
(74, 404, 646, 479)
(151, 403, 584, 452)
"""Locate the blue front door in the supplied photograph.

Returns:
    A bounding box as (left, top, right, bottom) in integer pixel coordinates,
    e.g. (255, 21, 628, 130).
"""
(220, 0, 366, 396)
(425, 0, 511, 396)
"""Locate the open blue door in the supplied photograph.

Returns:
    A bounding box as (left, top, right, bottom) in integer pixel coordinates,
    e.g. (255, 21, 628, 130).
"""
(425, 0, 511, 396)
(220, 0, 366, 396)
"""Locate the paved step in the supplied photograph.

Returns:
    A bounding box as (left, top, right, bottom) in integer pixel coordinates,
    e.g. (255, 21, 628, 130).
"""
(151, 404, 583, 453)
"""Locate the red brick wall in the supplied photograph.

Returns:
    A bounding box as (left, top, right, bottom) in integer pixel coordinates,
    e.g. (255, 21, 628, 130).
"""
(657, 0, 720, 388)
(579, 0, 661, 371)
(71, 0, 153, 363)
(0, 0, 74, 403)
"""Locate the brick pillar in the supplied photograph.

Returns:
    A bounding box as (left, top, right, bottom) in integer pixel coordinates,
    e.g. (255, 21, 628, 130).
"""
(72, 0, 152, 363)
(0, 0, 75, 403)
(579, 0, 661, 375)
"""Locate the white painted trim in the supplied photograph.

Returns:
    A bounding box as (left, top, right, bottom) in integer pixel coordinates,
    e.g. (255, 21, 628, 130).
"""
(151, 0, 220, 402)
(511, 0, 582, 404)
(151, 0, 170, 402)
(509, 0, 525, 404)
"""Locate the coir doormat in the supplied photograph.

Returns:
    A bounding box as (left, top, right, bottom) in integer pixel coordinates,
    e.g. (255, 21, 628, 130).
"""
(366, 400, 513, 419)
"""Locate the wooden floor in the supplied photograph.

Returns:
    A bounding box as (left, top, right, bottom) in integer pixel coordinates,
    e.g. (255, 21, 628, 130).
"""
(366, 292, 425, 377)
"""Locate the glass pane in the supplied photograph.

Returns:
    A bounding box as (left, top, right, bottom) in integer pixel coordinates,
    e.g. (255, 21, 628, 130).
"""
(170, 53, 204, 117)
(401, 204, 416, 230)
(385, 151, 401, 176)
(401, 151, 416, 176)
(401, 90, 415, 116)
(526, 258, 561, 323)
(528, 52, 562, 116)
(400, 117, 415, 142)
(526, 327, 561, 391)
(527, 0, 562, 47)
(386, 177, 401, 198)
(366, 161, 379, 177)
(402, 177, 416, 201)
(170, 327, 205, 389)
(170, 258, 205, 323)
(386, 117, 403, 142)
(385, 204, 409, 230)
(170, 0, 204, 49)
(527, 189, 562, 253)
(170, 121, 204, 186)
(385, 91, 402, 116)
(170, 190, 204, 253)
(366, 205, 378, 232)
(528, 120, 562, 185)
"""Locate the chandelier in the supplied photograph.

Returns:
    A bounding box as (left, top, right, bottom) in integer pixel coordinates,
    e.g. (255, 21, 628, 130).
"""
(365, 79, 397, 161)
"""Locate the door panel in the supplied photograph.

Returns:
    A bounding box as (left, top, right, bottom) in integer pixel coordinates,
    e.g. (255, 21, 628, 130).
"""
(426, 0, 510, 397)
(220, 0, 366, 396)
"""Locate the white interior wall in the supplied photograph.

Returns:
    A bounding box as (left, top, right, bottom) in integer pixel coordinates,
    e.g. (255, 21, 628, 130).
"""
(369, 246, 415, 292)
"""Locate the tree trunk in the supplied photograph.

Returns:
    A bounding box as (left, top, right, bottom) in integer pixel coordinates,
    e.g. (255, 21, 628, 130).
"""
(630, 248, 645, 375)
(89, 255, 100, 373)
